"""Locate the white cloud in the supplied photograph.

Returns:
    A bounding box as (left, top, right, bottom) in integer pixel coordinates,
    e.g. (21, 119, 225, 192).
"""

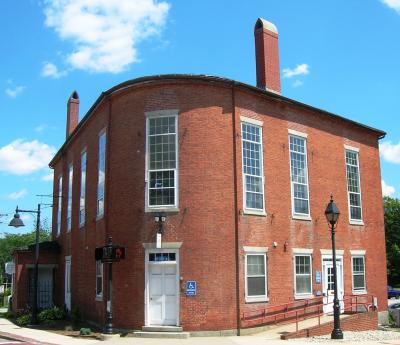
(292, 80, 303, 88)
(43, 0, 170, 73)
(42, 173, 54, 182)
(35, 124, 48, 133)
(382, 180, 396, 197)
(381, 0, 400, 14)
(0, 139, 56, 175)
(5, 85, 26, 98)
(283, 64, 310, 78)
(7, 189, 27, 200)
(41, 62, 68, 79)
(380, 141, 400, 164)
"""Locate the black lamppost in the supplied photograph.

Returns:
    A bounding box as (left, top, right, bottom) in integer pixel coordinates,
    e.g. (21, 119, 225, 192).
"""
(104, 236, 114, 334)
(9, 205, 41, 325)
(324, 196, 343, 340)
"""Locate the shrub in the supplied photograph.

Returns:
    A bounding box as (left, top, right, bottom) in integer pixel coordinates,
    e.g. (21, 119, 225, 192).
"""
(80, 327, 91, 335)
(3, 311, 14, 319)
(16, 314, 31, 326)
(38, 306, 66, 323)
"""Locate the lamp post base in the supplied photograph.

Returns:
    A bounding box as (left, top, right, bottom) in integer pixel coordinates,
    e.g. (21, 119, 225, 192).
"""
(331, 328, 344, 339)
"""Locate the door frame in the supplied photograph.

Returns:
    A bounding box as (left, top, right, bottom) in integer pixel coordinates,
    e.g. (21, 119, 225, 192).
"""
(64, 256, 71, 311)
(321, 254, 344, 314)
(144, 248, 180, 326)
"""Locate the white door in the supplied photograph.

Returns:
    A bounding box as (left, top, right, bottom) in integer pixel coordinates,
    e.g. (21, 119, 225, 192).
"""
(322, 258, 344, 314)
(147, 251, 179, 326)
(64, 257, 71, 311)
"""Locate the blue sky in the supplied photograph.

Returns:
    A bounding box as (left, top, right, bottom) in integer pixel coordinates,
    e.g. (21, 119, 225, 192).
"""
(0, 0, 399, 234)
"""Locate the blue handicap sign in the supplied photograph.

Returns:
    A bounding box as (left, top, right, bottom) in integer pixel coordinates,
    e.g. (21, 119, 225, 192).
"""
(186, 280, 196, 296)
(316, 271, 321, 284)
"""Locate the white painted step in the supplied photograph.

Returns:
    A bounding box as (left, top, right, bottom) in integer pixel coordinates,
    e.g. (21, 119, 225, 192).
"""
(142, 325, 183, 332)
(132, 331, 189, 339)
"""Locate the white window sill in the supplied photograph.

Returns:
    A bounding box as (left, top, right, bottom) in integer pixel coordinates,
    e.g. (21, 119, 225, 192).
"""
(245, 296, 269, 303)
(95, 296, 103, 301)
(352, 290, 367, 295)
(292, 214, 312, 221)
(294, 294, 314, 300)
(243, 209, 266, 217)
(349, 220, 364, 226)
(145, 207, 180, 213)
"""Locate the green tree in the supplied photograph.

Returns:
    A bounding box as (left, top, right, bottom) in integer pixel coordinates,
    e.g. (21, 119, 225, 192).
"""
(0, 218, 51, 283)
(384, 196, 400, 286)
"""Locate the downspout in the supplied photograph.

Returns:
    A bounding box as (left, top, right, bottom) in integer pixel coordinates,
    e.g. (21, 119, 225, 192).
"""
(231, 81, 241, 336)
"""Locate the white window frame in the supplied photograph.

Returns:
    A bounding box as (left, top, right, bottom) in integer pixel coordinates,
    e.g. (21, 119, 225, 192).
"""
(351, 255, 366, 294)
(95, 260, 103, 300)
(145, 110, 179, 212)
(344, 146, 363, 225)
(56, 175, 62, 236)
(97, 130, 107, 218)
(79, 150, 86, 227)
(293, 251, 313, 299)
(67, 164, 73, 232)
(241, 117, 265, 215)
(244, 247, 268, 303)
(288, 131, 311, 220)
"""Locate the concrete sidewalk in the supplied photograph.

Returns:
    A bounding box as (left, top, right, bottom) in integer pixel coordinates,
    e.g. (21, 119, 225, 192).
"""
(1, 315, 400, 345)
(0, 317, 100, 345)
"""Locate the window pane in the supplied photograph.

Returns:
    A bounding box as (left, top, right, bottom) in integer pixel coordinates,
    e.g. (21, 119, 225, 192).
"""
(242, 122, 264, 210)
(346, 150, 362, 221)
(353, 275, 365, 290)
(247, 255, 265, 275)
(148, 116, 177, 207)
(289, 136, 309, 215)
(248, 277, 266, 296)
(294, 198, 309, 214)
(296, 275, 311, 294)
(97, 132, 106, 216)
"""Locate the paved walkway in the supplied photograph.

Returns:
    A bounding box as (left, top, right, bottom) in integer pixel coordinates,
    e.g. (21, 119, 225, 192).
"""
(1, 315, 400, 345)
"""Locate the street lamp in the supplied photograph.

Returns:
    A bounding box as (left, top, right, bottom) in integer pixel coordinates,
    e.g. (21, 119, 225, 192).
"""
(324, 195, 344, 340)
(9, 205, 41, 325)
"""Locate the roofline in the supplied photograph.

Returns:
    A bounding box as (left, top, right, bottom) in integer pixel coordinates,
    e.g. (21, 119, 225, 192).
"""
(49, 74, 386, 167)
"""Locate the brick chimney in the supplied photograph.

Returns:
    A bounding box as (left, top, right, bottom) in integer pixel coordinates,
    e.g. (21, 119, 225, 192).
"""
(254, 18, 281, 93)
(66, 91, 79, 138)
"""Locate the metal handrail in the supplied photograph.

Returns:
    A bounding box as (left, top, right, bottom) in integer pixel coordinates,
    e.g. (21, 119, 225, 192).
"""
(241, 294, 376, 330)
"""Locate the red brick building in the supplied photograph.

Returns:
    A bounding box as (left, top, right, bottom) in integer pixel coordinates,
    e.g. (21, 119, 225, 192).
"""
(12, 18, 387, 334)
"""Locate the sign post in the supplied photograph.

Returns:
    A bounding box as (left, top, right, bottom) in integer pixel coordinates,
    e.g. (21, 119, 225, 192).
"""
(95, 237, 126, 334)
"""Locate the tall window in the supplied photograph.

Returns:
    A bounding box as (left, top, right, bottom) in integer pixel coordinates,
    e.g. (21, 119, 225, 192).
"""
(345, 149, 362, 222)
(147, 115, 177, 207)
(245, 253, 267, 302)
(96, 260, 103, 298)
(242, 122, 264, 211)
(97, 131, 106, 217)
(352, 256, 366, 292)
(57, 175, 62, 236)
(79, 151, 86, 226)
(294, 255, 312, 296)
(289, 135, 310, 217)
(67, 165, 73, 231)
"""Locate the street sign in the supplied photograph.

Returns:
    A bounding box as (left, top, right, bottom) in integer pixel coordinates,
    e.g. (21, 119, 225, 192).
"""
(95, 245, 126, 262)
(316, 271, 321, 284)
(186, 280, 196, 296)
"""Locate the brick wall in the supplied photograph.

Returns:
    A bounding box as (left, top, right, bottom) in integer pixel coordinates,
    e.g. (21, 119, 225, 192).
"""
(282, 311, 378, 339)
(50, 76, 386, 331)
